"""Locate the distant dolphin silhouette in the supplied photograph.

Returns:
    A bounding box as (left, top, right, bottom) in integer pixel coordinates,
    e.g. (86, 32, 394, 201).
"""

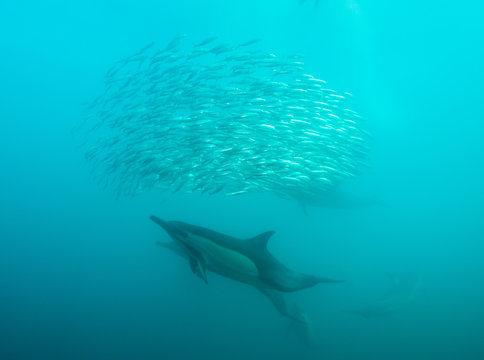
(343, 272, 423, 318)
(150, 216, 342, 344)
(295, 187, 382, 215)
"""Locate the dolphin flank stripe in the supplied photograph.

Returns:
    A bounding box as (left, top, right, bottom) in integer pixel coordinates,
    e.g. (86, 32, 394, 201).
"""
(183, 232, 259, 279)
(150, 216, 342, 292)
(150, 215, 343, 347)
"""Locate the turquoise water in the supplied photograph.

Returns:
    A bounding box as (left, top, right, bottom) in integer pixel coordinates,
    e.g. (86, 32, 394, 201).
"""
(1, 1, 483, 359)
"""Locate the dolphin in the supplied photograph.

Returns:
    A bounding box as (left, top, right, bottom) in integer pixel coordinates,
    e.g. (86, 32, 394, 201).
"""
(296, 187, 382, 215)
(343, 272, 423, 318)
(150, 216, 341, 343)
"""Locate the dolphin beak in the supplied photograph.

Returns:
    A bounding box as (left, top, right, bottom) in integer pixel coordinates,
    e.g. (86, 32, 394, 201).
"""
(150, 216, 187, 240)
(150, 215, 168, 229)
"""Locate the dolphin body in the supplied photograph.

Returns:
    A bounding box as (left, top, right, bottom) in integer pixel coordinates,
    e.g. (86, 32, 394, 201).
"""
(296, 187, 382, 215)
(343, 272, 423, 318)
(150, 216, 341, 342)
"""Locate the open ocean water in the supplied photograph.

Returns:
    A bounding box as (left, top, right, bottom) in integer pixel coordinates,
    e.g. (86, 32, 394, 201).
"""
(1, 1, 483, 359)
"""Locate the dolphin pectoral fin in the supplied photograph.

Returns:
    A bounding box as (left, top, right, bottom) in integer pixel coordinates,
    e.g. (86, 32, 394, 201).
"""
(317, 276, 345, 284)
(156, 241, 176, 250)
(156, 240, 208, 283)
(189, 256, 208, 284)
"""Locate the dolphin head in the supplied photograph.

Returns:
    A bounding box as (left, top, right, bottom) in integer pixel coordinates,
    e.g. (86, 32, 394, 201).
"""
(150, 216, 188, 243)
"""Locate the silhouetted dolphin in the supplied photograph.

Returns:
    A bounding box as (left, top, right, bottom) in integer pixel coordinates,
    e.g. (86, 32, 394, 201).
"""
(343, 272, 423, 318)
(150, 216, 341, 343)
(296, 187, 382, 215)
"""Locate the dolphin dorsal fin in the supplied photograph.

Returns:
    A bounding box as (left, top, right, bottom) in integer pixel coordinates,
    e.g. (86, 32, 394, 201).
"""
(249, 231, 275, 250)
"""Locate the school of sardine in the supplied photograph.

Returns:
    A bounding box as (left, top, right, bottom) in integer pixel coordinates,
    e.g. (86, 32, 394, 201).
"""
(79, 36, 369, 199)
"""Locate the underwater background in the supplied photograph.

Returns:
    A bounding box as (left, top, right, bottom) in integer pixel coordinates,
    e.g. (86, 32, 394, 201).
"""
(1, 0, 483, 359)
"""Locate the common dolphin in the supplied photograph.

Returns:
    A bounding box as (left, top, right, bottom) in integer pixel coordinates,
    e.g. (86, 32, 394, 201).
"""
(343, 272, 423, 318)
(150, 216, 341, 343)
(296, 187, 382, 215)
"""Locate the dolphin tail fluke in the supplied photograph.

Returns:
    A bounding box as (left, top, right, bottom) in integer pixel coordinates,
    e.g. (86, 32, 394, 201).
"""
(258, 287, 317, 348)
(287, 304, 317, 348)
